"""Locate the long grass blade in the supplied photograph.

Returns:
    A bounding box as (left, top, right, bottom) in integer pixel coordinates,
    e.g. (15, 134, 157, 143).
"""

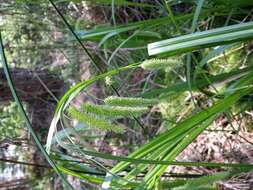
(148, 21, 253, 56)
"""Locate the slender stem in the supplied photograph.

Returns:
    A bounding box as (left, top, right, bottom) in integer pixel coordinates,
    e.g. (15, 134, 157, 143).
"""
(111, 0, 116, 25)
(163, 0, 180, 33)
(0, 158, 51, 168)
(186, 0, 206, 107)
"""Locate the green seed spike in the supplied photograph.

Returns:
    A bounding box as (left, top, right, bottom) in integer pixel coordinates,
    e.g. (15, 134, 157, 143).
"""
(140, 58, 181, 71)
(82, 103, 149, 118)
(104, 96, 158, 107)
(68, 106, 125, 134)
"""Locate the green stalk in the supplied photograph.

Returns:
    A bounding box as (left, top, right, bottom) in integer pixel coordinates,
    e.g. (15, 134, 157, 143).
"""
(186, 0, 206, 107)
(162, 0, 180, 33)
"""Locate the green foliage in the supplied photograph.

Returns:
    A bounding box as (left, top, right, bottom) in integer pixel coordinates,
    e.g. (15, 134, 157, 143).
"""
(158, 93, 189, 125)
(0, 102, 24, 140)
(213, 0, 253, 7)
(1, 5, 51, 69)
